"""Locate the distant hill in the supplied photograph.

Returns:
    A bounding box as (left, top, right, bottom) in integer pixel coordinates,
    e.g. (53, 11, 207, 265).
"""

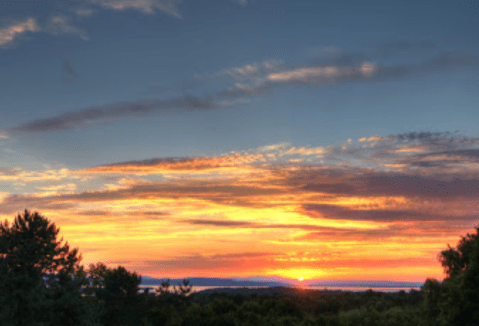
(140, 276, 293, 287)
(191, 286, 344, 297)
(307, 280, 424, 288)
(141, 276, 423, 288)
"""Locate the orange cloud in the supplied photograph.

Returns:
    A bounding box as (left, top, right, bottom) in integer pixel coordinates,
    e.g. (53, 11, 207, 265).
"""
(0, 18, 38, 47)
(91, 0, 182, 17)
(367, 135, 384, 142)
(3, 132, 479, 282)
(283, 146, 326, 156)
(78, 153, 267, 175)
(389, 145, 428, 153)
(0, 167, 72, 183)
(267, 62, 377, 83)
(203, 59, 284, 81)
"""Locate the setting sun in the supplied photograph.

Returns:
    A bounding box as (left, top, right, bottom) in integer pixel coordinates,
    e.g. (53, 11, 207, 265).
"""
(298, 277, 303, 281)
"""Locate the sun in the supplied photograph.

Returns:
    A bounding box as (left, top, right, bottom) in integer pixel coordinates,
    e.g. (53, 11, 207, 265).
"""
(298, 277, 303, 281)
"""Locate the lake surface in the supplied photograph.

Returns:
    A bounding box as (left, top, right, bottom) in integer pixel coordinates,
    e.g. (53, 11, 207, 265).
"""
(139, 285, 421, 294)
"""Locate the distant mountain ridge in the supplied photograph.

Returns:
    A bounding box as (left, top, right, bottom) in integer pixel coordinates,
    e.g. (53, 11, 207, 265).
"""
(140, 276, 424, 288)
(140, 276, 292, 287)
(307, 280, 424, 288)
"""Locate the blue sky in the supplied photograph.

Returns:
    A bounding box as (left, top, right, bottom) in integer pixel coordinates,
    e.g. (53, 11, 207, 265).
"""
(1, 0, 479, 280)
(2, 0, 478, 168)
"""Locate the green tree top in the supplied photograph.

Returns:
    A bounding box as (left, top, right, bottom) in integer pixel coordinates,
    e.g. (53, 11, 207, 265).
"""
(436, 226, 479, 326)
(0, 210, 86, 325)
(439, 226, 479, 278)
(0, 209, 81, 279)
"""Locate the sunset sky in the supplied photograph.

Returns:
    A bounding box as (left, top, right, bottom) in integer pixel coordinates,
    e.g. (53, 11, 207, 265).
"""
(1, 0, 479, 283)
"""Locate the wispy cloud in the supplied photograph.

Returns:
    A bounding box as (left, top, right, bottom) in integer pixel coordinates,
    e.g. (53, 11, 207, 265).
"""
(308, 40, 437, 66)
(267, 55, 477, 86)
(89, 0, 182, 17)
(79, 153, 267, 174)
(44, 15, 89, 40)
(0, 0, 183, 48)
(7, 95, 232, 133)
(206, 60, 284, 81)
(256, 142, 290, 152)
(267, 62, 377, 84)
(189, 50, 478, 107)
(216, 81, 271, 98)
(35, 183, 78, 195)
(301, 203, 445, 222)
(282, 146, 327, 156)
(73, 8, 95, 17)
(0, 15, 89, 48)
(0, 18, 39, 47)
(0, 167, 73, 183)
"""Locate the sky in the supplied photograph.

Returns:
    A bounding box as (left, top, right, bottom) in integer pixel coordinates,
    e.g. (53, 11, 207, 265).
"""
(1, 0, 479, 283)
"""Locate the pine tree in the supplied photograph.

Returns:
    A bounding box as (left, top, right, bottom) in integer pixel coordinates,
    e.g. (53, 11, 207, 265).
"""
(0, 210, 84, 325)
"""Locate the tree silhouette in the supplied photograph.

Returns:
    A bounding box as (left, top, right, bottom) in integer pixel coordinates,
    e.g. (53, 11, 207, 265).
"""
(0, 210, 81, 276)
(0, 210, 84, 325)
(421, 278, 441, 323)
(437, 226, 479, 326)
(89, 265, 142, 326)
(439, 227, 478, 278)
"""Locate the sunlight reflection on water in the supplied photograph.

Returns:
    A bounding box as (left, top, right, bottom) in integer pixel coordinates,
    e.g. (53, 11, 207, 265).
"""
(138, 285, 421, 295)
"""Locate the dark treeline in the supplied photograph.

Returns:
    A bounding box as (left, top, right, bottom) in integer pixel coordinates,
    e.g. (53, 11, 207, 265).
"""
(1, 210, 478, 326)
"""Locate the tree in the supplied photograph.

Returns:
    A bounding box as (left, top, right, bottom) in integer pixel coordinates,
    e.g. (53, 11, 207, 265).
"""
(0, 210, 81, 277)
(437, 226, 479, 326)
(421, 278, 441, 324)
(0, 210, 84, 325)
(439, 227, 479, 278)
(96, 265, 142, 326)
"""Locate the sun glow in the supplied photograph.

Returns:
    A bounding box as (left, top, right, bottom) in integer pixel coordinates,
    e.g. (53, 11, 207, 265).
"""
(298, 277, 303, 281)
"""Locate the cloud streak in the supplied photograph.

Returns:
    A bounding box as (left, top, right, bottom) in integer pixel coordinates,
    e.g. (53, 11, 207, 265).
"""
(0, 15, 89, 48)
(267, 55, 477, 87)
(89, 0, 182, 17)
(44, 15, 89, 40)
(0, 0, 183, 49)
(79, 153, 267, 174)
(7, 96, 231, 134)
(267, 62, 377, 84)
(0, 18, 39, 47)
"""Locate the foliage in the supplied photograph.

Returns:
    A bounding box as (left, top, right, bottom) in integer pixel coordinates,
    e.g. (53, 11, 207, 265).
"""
(76, 262, 144, 326)
(0, 210, 84, 326)
(422, 278, 441, 324)
(436, 226, 479, 326)
(0, 210, 81, 277)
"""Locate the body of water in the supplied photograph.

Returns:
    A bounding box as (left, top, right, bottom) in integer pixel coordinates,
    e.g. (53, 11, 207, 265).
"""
(139, 285, 421, 295)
